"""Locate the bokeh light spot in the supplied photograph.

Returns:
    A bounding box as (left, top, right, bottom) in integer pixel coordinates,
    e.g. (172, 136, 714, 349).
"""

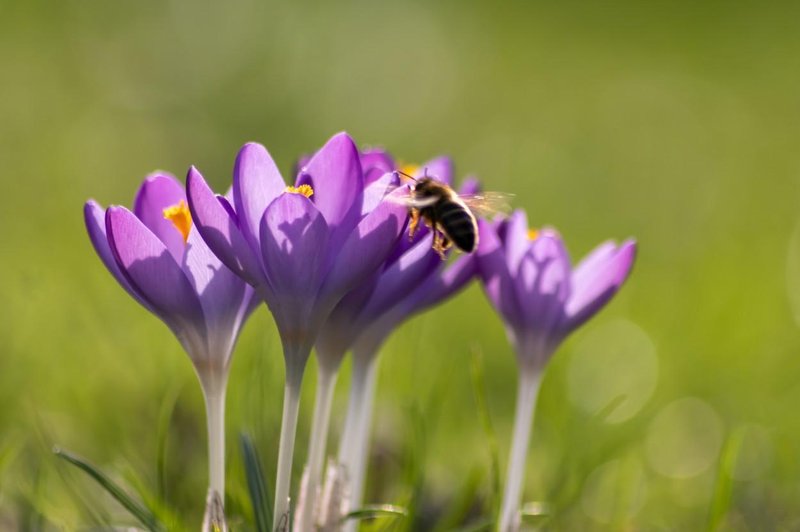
(645, 397, 724, 479)
(567, 319, 658, 424)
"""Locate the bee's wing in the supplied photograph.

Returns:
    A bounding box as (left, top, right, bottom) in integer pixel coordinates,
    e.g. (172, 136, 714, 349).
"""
(460, 191, 515, 218)
(382, 193, 439, 209)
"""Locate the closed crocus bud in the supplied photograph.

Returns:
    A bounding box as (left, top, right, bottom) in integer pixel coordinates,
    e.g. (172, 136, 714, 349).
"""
(84, 173, 258, 511)
(477, 210, 636, 532)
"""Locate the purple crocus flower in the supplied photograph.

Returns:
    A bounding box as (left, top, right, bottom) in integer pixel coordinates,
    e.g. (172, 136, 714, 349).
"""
(477, 210, 636, 531)
(185, 133, 408, 529)
(297, 159, 479, 530)
(84, 173, 257, 511)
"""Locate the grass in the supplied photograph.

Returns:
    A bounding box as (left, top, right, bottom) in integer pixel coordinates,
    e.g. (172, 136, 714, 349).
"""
(2, 0, 800, 529)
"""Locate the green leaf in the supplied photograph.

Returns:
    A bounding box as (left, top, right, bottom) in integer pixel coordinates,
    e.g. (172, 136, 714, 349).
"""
(520, 501, 551, 524)
(240, 433, 272, 532)
(342, 504, 408, 523)
(53, 447, 164, 532)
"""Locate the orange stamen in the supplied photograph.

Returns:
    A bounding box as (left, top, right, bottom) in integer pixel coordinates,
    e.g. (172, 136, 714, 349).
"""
(163, 200, 192, 243)
(285, 184, 314, 198)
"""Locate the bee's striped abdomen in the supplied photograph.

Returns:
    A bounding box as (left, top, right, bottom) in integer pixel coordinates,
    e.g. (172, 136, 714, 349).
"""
(437, 199, 478, 252)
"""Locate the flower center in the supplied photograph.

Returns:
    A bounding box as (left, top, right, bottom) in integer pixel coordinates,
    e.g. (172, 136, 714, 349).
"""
(163, 200, 192, 243)
(527, 228, 539, 240)
(398, 163, 420, 181)
(285, 184, 314, 198)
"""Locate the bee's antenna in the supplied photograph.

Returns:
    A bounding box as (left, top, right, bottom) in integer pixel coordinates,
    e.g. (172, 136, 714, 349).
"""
(396, 169, 419, 182)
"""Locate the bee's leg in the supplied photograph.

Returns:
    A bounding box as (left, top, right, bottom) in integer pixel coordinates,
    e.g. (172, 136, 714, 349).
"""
(408, 209, 420, 241)
(441, 234, 453, 252)
(432, 225, 447, 260)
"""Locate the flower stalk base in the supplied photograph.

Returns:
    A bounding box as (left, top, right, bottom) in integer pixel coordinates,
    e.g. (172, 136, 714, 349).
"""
(497, 367, 541, 532)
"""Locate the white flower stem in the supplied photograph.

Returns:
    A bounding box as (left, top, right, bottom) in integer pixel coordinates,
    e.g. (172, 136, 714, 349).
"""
(273, 357, 307, 532)
(296, 364, 339, 530)
(203, 384, 227, 499)
(497, 367, 541, 532)
(338, 350, 378, 532)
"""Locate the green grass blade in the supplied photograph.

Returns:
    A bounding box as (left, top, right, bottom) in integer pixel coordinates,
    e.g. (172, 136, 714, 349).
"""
(53, 447, 164, 532)
(240, 433, 272, 532)
(469, 348, 501, 518)
(707, 429, 744, 531)
(433, 467, 484, 531)
(342, 504, 408, 523)
(155, 385, 181, 506)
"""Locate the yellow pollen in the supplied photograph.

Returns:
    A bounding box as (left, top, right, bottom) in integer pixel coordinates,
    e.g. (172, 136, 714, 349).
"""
(527, 228, 539, 241)
(398, 163, 420, 182)
(285, 184, 314, 198)
(163, 200, 192, 243)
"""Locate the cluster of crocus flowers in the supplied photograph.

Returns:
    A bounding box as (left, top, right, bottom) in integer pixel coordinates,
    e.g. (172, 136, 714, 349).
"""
(84, 174, 258, 518)
(84, 131, 637, 532)
(477, 212, 636, 531)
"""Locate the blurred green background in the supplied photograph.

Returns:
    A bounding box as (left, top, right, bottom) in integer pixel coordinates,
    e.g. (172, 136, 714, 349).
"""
(2, 0, 800, 529)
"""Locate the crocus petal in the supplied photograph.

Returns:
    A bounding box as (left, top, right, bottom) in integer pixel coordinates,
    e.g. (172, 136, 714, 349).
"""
(418, 156, 454, 185)
(360, 149, 395, 180)
(232, 142, 286, 248)
(301, 132, 363, 233)
(516, 234, 570, 332)
(564, 240, 637, 332)
(504, 210, 530, 274)
(106, 206, 206, 338)
(132, 173, 186, 263)
(319, 191, 407, 309)
(406, 252, 477, 314)
(569, 240, 618, 287)
(459, 177, 481, 196)
(361, 172, 401, 216)
(259, 193, 330, 327)
(476, 219, 522, 328)
(187, 166, 265, 287)
(84, 201, 152, 311)
(357, 233, 440, 320)
(182, 226, 254, 357)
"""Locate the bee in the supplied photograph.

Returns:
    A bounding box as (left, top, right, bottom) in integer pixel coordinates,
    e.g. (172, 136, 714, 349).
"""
(394, 169, 512, 259)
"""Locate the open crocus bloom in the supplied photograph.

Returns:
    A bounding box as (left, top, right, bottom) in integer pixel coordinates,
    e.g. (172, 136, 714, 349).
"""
(186, 132, 408, 366)
(84, 172, 258, 507)
(186, 132, 408, 529)
(477, 210, 636, 532)
(478, 210, 637, 370)
(84, 173, 257, 385)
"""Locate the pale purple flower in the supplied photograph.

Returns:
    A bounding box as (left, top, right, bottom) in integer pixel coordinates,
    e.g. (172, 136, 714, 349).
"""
(84, 172, 257, 506)
(84, 173, 257, 383)
(477, 211, 637, 370)
(477, 210, 636, 531)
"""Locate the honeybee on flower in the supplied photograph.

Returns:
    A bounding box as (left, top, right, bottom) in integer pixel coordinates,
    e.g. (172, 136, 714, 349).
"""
(389, 166, 513, 258)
